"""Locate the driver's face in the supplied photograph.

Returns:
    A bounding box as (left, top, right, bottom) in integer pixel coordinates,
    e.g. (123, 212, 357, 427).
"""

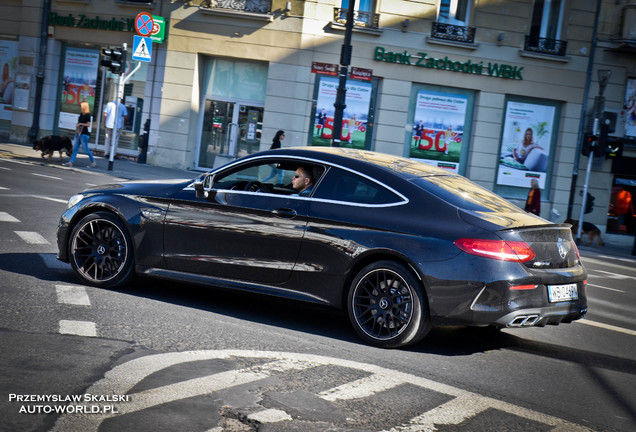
(292, 169, 311, 192)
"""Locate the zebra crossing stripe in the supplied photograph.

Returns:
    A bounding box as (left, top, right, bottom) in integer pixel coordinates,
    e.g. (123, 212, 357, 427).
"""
(0, 211, 19, 222)
(59, 320, 97, 337)
(15, 231, 49, 244)
(56, 285, 91, 306)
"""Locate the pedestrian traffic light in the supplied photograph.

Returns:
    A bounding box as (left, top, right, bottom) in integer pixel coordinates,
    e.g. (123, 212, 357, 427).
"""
(101, 48, 126, 75)
(581, 133, 597, 157)
(605, 138, 623, 159)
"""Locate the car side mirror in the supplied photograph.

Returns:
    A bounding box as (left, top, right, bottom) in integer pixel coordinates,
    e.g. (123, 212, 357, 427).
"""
(194, 181, 206, 199)
(194, 174, 216, 200)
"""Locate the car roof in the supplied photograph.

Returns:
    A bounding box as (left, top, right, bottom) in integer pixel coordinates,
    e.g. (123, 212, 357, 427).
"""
(255, 146, 452, 179)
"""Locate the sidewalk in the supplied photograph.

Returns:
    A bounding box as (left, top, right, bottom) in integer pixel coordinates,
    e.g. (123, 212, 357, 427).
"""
(0, 141, 197, 181)
(2, 142, 635, 259)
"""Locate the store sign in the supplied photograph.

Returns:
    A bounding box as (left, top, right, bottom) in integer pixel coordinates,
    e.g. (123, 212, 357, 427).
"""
(373, 46, 524, 80)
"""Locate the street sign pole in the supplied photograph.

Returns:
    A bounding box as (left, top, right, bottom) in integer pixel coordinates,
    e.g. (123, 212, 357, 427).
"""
(107, 43, 142, 171)
(332, 5, 355, 147)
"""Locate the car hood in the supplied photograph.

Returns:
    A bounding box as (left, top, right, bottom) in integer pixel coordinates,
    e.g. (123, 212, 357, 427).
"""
(81, 178, 195, 198)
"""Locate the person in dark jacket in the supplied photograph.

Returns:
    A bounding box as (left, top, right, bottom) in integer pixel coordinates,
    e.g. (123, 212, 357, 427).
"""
(263, 130, 285, 183)
(270, 130, 285, 149)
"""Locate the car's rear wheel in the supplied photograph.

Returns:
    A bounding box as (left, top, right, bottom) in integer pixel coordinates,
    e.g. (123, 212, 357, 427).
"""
(347, 260, 431, 348)
(68, 212, 134, 288)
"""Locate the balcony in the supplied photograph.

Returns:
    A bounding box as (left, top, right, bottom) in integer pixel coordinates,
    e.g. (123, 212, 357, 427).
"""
(430, 22, 475, 44)
(201, 0, 271, 14)
(333, 8, 380, 29)
(524, 35, 567, 57)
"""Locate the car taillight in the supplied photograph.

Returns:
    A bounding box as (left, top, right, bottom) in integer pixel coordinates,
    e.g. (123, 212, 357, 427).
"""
(454, 238, 536, 263)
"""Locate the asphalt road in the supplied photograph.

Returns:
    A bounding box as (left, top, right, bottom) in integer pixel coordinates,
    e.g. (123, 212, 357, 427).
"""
(1, 156, 635, 432)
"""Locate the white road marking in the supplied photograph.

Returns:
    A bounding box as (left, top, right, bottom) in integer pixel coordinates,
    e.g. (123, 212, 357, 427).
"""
(32, 172, 62, 180)
(0, 212, 19, 222)
(578, 319, 636, 336)
(56, 285, 91, 306)
(14, 231, 49, 244)
(35, 195, 67, 203)
(586, 283, 624, 293)
(0, 185, 8, 189)
(51, 350, 593, 432)
(59, 320, 97, 337)
(590, 269, 635, 280)
(0, 166, 10, 170)
(248, 408, 292, 423)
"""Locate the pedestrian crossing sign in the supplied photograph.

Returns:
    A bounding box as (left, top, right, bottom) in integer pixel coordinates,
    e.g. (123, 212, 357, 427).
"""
(132, 35, 152, 62)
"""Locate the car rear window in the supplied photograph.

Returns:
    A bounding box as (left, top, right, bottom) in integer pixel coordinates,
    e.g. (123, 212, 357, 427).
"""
(313, 168, 403, 205)
(413, 175, 521, 213)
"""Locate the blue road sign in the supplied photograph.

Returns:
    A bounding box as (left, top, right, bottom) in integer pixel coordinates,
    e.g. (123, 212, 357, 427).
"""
(132, 35, 152, 62)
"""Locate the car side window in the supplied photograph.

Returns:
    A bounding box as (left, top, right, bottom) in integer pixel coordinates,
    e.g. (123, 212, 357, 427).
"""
(313, 167, 402, 205)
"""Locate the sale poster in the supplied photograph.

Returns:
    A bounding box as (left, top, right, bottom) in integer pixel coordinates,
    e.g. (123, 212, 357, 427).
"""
(410, 90, 467, 172)
(311, 76, 372, 148)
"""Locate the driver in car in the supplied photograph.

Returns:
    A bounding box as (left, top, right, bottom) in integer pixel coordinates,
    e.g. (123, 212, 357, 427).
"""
(292, 166, 314, 196)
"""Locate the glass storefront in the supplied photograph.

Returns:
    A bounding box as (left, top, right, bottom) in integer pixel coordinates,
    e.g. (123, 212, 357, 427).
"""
(197, 57, 267, 169)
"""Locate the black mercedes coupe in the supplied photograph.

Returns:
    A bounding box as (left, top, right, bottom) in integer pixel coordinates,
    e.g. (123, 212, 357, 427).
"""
(57, 147, 587, 348)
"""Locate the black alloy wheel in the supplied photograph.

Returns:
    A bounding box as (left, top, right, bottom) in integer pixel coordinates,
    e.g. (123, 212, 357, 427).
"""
(69, 212, 134, 288)
(348, 260, 431, 348)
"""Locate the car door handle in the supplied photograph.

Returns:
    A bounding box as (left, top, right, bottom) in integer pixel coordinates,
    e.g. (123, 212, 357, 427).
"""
(272, 208, 297, 218)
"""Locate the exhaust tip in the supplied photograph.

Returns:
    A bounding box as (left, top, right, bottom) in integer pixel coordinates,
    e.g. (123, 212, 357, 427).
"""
(508, 314, 540, 327)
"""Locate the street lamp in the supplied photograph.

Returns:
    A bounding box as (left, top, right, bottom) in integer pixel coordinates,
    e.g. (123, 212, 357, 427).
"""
(576, 69, 611, 245)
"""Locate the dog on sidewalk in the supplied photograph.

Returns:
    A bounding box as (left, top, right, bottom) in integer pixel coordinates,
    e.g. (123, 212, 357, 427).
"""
(565, 218, 605, 247)
(33, 135, 73, 162)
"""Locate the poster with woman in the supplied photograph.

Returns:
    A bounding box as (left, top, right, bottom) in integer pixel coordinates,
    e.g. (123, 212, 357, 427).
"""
(0, 40, 18, 120)
(496, 101, 556, 188)
(312, 76, 372, 148)
(624, 78, 636, 138)
(58, 47, 100, 130)
(410, 90, 467, 172)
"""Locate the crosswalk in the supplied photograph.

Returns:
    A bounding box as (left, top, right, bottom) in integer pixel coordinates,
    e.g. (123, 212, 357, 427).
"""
(1, 206, 100, 338)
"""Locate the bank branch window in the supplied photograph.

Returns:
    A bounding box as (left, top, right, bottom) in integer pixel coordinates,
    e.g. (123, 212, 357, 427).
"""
(494, 97, 561, 200)
(407, 85, 475, 175)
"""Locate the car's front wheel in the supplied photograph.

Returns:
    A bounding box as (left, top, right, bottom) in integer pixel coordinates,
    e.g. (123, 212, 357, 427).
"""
(68, 212, 134, 288)
(347, 260, 431, 348)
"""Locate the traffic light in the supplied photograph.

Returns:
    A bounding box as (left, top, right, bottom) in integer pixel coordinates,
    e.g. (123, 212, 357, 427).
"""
(581, 133, 597, 157)
(101, 47, 126, 75)
(605, 138, 623, 159)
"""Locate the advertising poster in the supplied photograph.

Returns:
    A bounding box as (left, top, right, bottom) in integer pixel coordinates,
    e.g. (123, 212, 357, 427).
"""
(58, 47, 100, 130)
(312, 76, 372, 148)
(624, 77, 636, 138)
(496, 101, 555, 189)
(410, 90, 467, 172)
(0, 40, 18, 120)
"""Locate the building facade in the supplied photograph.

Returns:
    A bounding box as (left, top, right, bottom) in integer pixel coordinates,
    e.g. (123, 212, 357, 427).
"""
(1, 0, 635, 247)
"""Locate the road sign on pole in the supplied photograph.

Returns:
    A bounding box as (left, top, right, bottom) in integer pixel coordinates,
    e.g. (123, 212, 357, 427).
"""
(134, 13, 154, 37)
(132, 35, 152, 62)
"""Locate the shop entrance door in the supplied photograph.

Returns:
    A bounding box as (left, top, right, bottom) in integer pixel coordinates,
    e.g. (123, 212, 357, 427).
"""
(198, 100, 263, 170)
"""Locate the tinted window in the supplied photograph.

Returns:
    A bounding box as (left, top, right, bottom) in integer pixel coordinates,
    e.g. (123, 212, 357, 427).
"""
(314, 168, 402, 205)
(414, 175, 521, 213)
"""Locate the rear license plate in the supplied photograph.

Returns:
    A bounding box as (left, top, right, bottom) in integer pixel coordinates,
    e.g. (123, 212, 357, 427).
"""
(548, 283, 578, 302)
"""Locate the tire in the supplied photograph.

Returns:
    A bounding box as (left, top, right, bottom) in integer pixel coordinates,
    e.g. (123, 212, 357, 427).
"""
(68, 212, 134, 288)
(347, 260, 431, 348)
